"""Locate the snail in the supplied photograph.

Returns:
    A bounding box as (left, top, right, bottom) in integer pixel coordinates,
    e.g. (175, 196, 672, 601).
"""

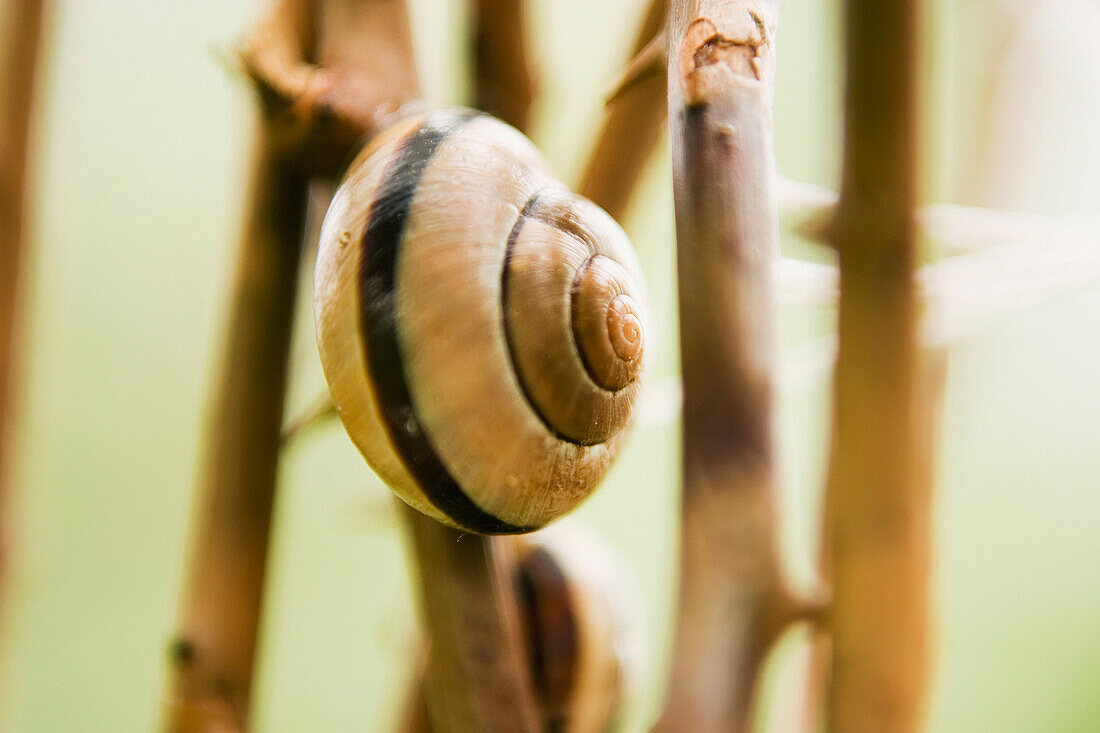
(512, 527, 643, 732)
(314, 108, 648, 534)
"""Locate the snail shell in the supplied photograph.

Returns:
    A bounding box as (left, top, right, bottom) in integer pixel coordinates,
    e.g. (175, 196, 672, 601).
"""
(314, 108, 648, 533)
(513, 527, 643, 732)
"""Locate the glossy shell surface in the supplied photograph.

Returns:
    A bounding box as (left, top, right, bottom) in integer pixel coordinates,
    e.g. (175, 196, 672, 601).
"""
(314, 109, 647, 533)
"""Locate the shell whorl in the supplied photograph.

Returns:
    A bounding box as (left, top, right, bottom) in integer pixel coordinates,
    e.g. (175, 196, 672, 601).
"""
(314, 109, 648, 533)
(503, 189, 645, 446)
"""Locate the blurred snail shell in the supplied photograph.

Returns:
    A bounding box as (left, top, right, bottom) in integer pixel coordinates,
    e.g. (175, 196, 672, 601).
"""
(314, 108, 648, 534)
(512, 527, 643, 732)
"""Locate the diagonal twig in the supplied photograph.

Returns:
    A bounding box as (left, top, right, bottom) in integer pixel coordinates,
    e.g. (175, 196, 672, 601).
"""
(164, 1, 419, 729)
(163, 6, 316, 724)
(578, 0, 669, 221)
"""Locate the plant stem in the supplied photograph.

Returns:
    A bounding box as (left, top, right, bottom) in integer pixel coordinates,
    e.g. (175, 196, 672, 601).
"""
(822, 2, 931, 731)
(403, 507, 540, 732)
(241, 0, 422, 179)
(165, 1, 420, 729)
(656, 2, 796, 731)
(578, 0, 668, 221)
(0, 0, 48, 609)
(471, 0, 537, 131)
(165, 135, 309, 732)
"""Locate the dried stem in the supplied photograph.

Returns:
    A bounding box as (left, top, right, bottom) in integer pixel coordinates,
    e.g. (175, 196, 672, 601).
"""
(165, 134, 309, 732)
(578, 0, 669, 221)
(0, 0, 48, 606)
(471, 0, 537, 131)
(240, 0, 422, 177)
(820, 2, 931, 731)
(164, 8, 316, 721)
(403, 507, 540, 732)
(655, 2, 795, 731)
(165, 1, 419, 729)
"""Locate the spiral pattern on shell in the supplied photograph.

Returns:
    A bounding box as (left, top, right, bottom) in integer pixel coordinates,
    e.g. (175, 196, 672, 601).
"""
(314, 108, 648, 533)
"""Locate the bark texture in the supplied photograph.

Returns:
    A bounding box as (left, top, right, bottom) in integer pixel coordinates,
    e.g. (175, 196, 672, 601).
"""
(656, 2, 795, 731)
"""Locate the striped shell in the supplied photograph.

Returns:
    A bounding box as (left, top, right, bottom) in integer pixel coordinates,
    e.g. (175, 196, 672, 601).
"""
(314, 109, 648, 534)
(513, 527, 643, 732)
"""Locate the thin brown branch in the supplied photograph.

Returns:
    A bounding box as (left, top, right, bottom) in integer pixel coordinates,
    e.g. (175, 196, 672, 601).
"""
(471, 0, 537, 131)
(821, 2, 932, 731)
(655, 2, 791, 731)
(279, 390, 337, 447)
(165, 1, 421, 729)
(164, 120, 311, 733)
(0, 0, 48, 611)
(605, 27, 667, 106)
(577, 0, 669, 222)
(165, 123, 309, 733)
(403, 506, 540, 732)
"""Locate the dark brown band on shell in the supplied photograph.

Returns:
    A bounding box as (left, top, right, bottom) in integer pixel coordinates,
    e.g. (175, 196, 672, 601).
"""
(515, 546, 579, 729)
(359, 109, 533, 535)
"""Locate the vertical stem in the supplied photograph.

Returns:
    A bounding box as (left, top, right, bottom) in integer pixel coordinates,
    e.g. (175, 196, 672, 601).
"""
(166, 2, 429, 729)
(0, 0, 47, 604)
(471, 0, 537, 131)
(657, 2, 789, 731)
(403, 507, 540, 733)
(165, 1, 304, 728)
(165, 135, 309, 731)
(578, 0, 668, 221)
(823, 2, 930, 731)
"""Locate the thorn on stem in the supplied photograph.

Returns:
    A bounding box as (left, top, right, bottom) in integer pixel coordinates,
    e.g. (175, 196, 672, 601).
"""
(170, 638, 196, 667)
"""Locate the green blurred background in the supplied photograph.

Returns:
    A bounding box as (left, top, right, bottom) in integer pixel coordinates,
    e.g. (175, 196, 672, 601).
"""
(2, 0, 1099, 730)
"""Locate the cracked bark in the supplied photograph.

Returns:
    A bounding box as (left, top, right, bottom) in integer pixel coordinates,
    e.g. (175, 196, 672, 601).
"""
(655, 2, 801, 731)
